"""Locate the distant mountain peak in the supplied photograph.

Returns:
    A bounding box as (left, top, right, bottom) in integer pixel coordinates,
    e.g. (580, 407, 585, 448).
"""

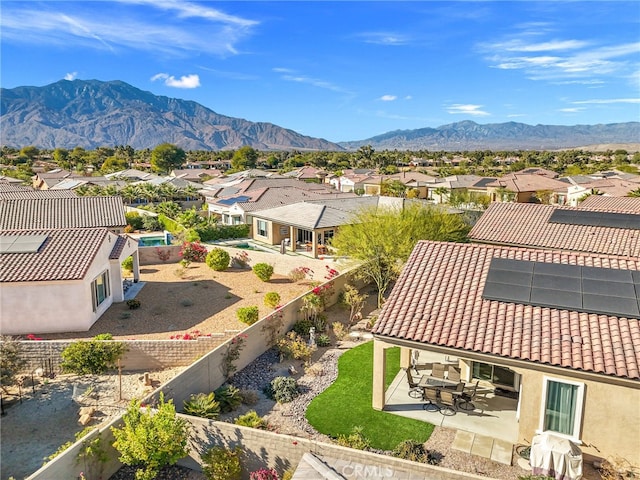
(0, 79, 343, 151)
(340, 120, 639, 151)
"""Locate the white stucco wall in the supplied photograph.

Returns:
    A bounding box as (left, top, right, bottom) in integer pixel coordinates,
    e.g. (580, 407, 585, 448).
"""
(0, 234, 120, 335)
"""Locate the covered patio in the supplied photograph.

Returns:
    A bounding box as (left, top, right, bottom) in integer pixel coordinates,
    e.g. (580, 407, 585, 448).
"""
(383, 350, 519, 444)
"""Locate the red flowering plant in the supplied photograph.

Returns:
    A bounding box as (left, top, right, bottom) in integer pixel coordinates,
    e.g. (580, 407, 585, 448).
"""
(170, 329, 208, 340)
(26, 334, 43, 341)
(324, 265, 339, 280)
(221, 333, 248, 380)
(288, 266, 314, 282)
(250, 468, 279, 480)
(179, 241, 208, 267)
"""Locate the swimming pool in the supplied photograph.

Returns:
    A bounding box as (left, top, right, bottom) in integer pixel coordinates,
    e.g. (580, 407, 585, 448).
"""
(138, 236, 167, 247)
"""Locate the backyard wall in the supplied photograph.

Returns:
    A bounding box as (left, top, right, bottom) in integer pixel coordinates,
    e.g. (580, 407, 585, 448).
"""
(18, 334, 233, 373)
(26, 268, 370, 480)
(138, 245, 182, 265)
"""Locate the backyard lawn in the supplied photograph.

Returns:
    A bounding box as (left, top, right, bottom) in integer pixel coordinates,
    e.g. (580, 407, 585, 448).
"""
(306, 341, 434, 451)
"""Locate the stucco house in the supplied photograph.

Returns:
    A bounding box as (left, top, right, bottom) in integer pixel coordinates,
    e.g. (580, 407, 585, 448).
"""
(371, 240, 640, 466)
(0, 194, 140, 334)
(485, 173, 569, 204)
(0, 228, 139, 334)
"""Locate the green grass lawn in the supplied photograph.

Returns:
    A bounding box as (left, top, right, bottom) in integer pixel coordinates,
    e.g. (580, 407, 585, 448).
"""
(306, 341, 434, 450)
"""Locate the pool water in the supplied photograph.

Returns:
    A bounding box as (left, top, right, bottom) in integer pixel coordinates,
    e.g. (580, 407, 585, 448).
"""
(138, 237, 167, 247)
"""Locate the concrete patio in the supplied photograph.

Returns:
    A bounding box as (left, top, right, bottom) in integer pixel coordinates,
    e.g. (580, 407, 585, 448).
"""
(383, 352, 520, 445)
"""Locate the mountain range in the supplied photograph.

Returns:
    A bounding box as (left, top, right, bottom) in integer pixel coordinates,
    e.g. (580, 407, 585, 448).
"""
(1, 79, 638, 151)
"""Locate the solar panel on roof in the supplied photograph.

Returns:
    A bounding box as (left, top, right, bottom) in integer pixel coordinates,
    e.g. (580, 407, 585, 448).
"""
(217, 195, 251, 206)
(549, 209, 640, 230)
(0, 234, 48, 254)
(482, 257, 640, 319)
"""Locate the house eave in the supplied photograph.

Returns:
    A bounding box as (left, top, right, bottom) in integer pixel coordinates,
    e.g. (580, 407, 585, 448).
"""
(372, 334, 640, 389)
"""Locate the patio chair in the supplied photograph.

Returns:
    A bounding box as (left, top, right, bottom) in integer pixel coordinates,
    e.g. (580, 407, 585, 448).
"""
(431, 363, 445, 379)
(458, 380, 479, 411)
(439, 390, 457, 416)
(447, 366, 461, 382)
(405, 368, 423, 399)
(422, 387, 440, 412)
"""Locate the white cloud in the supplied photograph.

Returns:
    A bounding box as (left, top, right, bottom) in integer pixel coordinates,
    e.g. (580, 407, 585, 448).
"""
(276, 68, 353, 95)
(356, 32, 410, 46)
(481, 30, 639, 82)
(446, 104, 490, 116)
(151, 73, 200, 88)
(558, 107, 585, 113)
(64, 72, 78, 81)
(404, 95, 412, 100)
(1, 2, 257, 57)
(380, 95, 397, 102)
(572, 98, 640, 105)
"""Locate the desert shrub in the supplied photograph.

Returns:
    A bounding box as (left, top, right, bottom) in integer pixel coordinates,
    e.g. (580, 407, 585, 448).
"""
(276, 332, 315, 363)
(316, 334, 331, 347)
(183, 392, 220, 419)
(1, 336, 25, 390)
(142, 215, 163, 232)
(93, 333, 113, 340)
(127, 299, 141, 309)
(201, 446, 242, 480)
(111, 394, 190, 480)
(263, 292, 281, 308)
(60, 336, 126, 375)
(288, 266, 314, 282)
(239, 389, 259, 405)
(122, 256, 134, 272)
(332, 322, 349, 341)
(250, 468, 279, 480)
(124, 224, 135, 233)
(180, 241, 208, 265)
(336, 426, 370, 450)
(269, 376, 299, 404)
(214, 385, 242, 413)
(393, 439, 428, 462)
(313, 313, 327, 333)
(231, 251, 251, 269)
(236, 306, 259, 325)
(292, 318, 313, 337)
(234, 410, 268, 429)
(125, 212, 144, 230)
(252, 263, 274, 282)
(206, 248, 230, 271)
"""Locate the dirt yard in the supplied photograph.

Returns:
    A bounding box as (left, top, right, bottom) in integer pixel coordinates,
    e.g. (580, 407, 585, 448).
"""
(42, 250, 343, 341)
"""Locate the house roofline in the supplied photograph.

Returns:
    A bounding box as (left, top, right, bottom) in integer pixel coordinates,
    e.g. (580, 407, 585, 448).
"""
(373, 334, 640, 389)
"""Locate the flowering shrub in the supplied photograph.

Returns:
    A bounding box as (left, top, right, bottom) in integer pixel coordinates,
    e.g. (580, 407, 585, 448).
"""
(170, 330, 210, 340)
(288, 266, 314, 282)
(231, 250, 251, 268)
(261, 309, 284, 347)
(26, 334, 43, 341)
(221, 334, 247, 379)
(250, 468, 279, 480)
(324, 265, 339, 280)
(179, 241, 208, 266)
(276, 332, 315, 363)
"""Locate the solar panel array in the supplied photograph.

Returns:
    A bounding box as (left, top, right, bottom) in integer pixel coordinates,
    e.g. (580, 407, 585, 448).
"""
(549, 209, 640, 230)
(482, 257, 640, 319)
(217, 195, 251, 206)
(0, 234, 48, 254)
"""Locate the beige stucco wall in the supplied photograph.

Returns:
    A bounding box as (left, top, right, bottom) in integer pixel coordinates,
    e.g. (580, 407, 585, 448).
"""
(518, 369, 640, 465)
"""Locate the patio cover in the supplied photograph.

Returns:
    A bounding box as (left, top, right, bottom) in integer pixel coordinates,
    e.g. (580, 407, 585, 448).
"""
(530, 432, 583, 480)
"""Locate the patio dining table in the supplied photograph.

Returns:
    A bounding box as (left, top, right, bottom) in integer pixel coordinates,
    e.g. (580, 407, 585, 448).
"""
(418, 376, 459, 389)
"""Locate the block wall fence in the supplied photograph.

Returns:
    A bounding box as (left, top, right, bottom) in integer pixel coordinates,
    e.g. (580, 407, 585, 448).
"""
(27, 269, 367, 480)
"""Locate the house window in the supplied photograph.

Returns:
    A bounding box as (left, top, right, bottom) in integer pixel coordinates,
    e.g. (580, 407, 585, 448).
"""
(540, 377, 584, 440)
(92, 271, 110, 312)
(257, 220, 268, 237)
(472, 362, 518, 390)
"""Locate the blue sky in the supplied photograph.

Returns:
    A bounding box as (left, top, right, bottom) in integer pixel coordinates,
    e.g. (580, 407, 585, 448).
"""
(1, 1, 639, 143)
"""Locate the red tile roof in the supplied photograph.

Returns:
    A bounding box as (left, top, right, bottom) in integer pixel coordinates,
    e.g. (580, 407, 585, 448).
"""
(486, 174, 568, 193)
(578, 196, 640, 213)
(469, 202, 640, 257)
(372, 241, 640, 380)
(0, 228, 110, 282)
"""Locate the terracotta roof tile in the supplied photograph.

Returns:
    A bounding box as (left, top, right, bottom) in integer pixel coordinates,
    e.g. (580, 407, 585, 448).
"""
(578, 195, 640, 212)
(372, 241, 640, 380)
(469, 202, 640, 257)
(0, 228, 110, 282)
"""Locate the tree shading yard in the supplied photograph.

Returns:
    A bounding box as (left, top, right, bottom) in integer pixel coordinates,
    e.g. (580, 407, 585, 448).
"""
(305, 341, 433, 451)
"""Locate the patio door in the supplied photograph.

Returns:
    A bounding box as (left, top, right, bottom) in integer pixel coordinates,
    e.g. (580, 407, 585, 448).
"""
(472, 362, 520, 391)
